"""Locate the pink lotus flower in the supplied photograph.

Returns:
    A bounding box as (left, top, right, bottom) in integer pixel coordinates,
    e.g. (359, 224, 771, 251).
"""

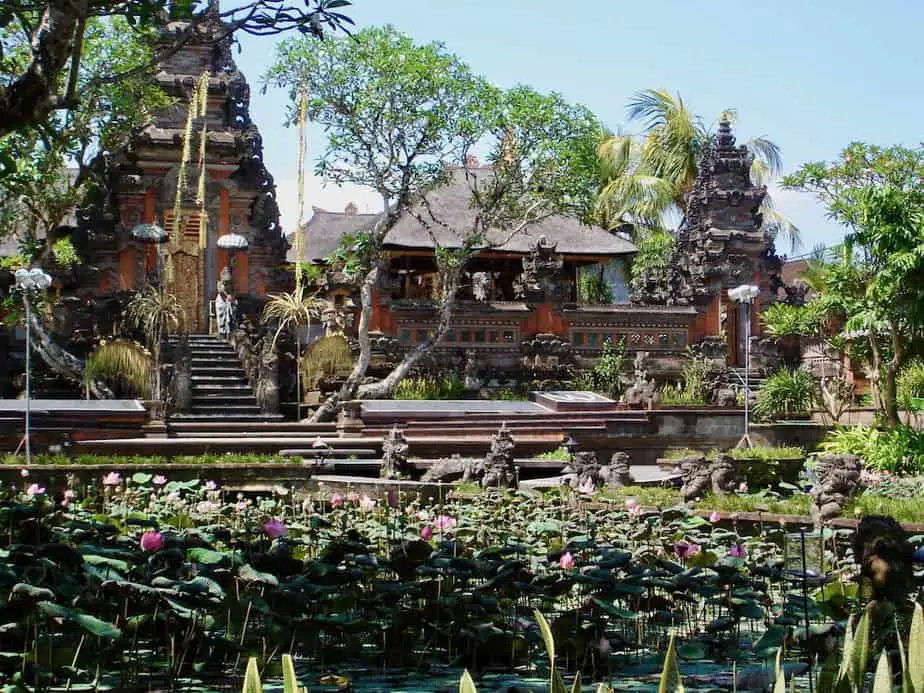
(599, 636, 612, 656)
(709, 511, 721, 523)
(263, 518, 288, 538)
(420, 525, 433, 540)
(140, 531, 164, 552)
(674, 541, 701, 560)
(195, 500, 220, 514)
(153, 475, 167, 486)
(19, 468, 29, 478)
(729, 543, 747, 559)
(26, 483, 45, 496)
(624, 497, 642, 517)
(559, 552, 576, 570)
(359, 495, 376, 512)
(577, 477, 596, 495)
(738, 481, 749, 493)
(102, 472, 122, 486)
(205, 480, 218, 492)
(416, 509, 431, 521)
(273, 486, 289, 496)
(330, 493, 344, 508)
(346, 492, 360, 504)
(63, 489, 75, 500)
(434, 515, 456, 530)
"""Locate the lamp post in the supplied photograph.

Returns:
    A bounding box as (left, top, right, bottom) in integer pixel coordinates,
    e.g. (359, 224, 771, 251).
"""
(728, 284, 760, 448)
(13, 268, 53, 464)
(563, 434, 578, 465)
(130, 223, 169, 286)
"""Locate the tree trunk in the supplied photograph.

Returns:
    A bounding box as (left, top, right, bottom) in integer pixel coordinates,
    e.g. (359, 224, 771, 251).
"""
(0, 3, 79, 138)
(357, 268, 461, 400)
(882, 322, 904, 428)
(308, 266, 378, 422)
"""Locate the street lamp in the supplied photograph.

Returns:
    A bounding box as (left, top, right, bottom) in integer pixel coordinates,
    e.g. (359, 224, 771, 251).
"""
(13, 268, 53, 464)
(728, 284, 760, 448)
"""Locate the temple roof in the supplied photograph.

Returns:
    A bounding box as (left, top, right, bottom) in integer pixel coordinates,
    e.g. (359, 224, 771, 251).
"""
(288, 167, 636, 263)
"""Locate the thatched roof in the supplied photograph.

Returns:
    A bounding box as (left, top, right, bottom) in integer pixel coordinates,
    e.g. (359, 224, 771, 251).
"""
(287, 166, 636, 263)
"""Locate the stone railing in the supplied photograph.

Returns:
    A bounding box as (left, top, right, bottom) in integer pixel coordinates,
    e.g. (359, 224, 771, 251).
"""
(229, 325, 279, 415)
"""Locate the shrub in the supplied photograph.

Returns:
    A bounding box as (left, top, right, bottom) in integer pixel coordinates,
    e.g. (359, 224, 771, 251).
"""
(570, 338, 626, 399)
(897, 359, 924, 412)
(393, 374, 464, 400)
(301, 335, 353, 390)
(85, 339, 152, 398)
(659, 350, 713, 405)
(577, 267, 613, 304)
(820, 425, 924, 475)
(753, 368, 815, 421)
(760, 302, 821, 338)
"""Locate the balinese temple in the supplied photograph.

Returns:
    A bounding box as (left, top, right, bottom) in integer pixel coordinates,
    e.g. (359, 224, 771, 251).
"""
(291, 127, 780, 371)
(85, 1, 288, 332)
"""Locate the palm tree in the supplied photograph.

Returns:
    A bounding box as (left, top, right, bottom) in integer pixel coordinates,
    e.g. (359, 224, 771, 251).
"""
(262, 284, 326, 403)
(596, 88, 799, 250)
(124, 286, 185, 406)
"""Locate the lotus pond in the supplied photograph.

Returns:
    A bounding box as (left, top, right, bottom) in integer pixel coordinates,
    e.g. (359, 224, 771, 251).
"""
(0, 472, 890, 692)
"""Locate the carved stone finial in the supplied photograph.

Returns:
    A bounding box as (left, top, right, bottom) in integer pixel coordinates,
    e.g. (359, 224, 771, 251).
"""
(465, 153, 480, 168)
(344, 202, 358, 216)
(717, 117, 735, 148)
(482, 423, 517, 488)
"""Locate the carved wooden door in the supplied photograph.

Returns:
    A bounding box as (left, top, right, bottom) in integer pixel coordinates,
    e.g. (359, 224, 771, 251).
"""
(170, 251, 202, 332)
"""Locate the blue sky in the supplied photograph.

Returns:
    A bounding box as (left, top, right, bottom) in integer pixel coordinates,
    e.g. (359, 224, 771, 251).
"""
(235, 0, 924, 256)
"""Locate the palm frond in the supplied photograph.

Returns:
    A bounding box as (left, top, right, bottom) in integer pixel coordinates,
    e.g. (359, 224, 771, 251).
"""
(125, 287, 185, 349)
(760, 195, 801, 252)
(595, 173, 678, 232)
(262, 285, 325, 347)
(597, 134, 639, 182)
(746, 136, 784, 181)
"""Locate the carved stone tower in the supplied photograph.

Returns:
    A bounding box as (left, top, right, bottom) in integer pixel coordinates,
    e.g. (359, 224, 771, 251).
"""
(95, 2, 288, 331)
(633, 119, 781, 364)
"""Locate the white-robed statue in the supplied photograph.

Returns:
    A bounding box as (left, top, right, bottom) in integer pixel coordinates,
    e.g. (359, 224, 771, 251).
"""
(215, 267, 236, 338)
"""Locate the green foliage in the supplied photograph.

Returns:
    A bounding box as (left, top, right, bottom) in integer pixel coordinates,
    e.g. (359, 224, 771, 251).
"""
(761, 301, 824, 339)
(660, 349, 713, 405)
(754, 368, 816, 421)
(577, 266, 613, 304)
(820, 425, 924, 474)
(572, 338, 627, 399)
(537, 446, 571, 461)
(301, 335, 353, 390)
(393, 374, 465, 400)
(85, 339, 152, 398)
(262, 285, 324, 347)
(897, 360, 924, 412)
(629, 227, 674, 285)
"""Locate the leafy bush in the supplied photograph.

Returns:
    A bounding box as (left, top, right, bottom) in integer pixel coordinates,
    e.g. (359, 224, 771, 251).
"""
(897, 359, 924, 411)
(577, 267, 613, 304)
(659, 350, 713, 405)
(760, 301, 821, 338)
(571, 338, 626, 399)
(393, 374, 465, 400)
(536, 446, 570, 461)
(820, 424, 924, 475)
(753, 368, 816, 421)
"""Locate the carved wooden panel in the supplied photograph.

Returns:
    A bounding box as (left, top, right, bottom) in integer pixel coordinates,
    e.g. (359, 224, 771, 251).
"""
(170, 251, 202, 332)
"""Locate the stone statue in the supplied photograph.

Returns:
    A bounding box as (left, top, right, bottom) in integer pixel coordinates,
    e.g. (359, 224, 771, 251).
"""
(421, 454, 481, 484)
(679, 455, 712, 502)
(625, 352, 659, 409)
(811, 454, 862, 527)
(482, 423, 517, 489)
(463, 349, 482, 392)
(380, 425, 411, 480)
(521, 235, 564, 301)
(471, 272, 490, 302)
(564, 451, 601, 491)
(603, 452, 634, 487)
(709, 453, 737, 495)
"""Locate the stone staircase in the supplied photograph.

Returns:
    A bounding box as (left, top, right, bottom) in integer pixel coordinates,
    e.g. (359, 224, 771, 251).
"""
(724, 367, 766, 398)
(169, 334, 283, 423)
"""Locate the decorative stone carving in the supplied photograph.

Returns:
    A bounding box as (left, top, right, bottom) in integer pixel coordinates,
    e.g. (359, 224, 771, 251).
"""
(463, 349, 482, 392)
(633, 119, 781, 308)
(679, 453, 737, 502)
(171, 334, 192, 413)
(521, 236, 564, 302)
(811, 454, 862, 527)
(715, 387, 738, 408)
(625, 352, 659, 409)
(482, 422, 517, 489)
(605, 452, 634, 487)
(256, 335, 279, 414)
(471, 272, 490, 302)
(380, 425, 411, 480)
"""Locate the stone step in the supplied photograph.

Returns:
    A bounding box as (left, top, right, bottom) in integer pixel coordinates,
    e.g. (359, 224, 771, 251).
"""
(191, 366, 247, 376)
(191, 374, 248, 383)
(168, 412, 285, 422)
(191, 394, 258, 405)
(189, 404, 264, 414)
(192, 383, 253, 393)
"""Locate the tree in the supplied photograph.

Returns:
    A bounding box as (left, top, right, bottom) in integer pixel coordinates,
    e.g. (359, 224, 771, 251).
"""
(0, 17, 171, 260)
(264, 25, 605, 420)
(595, 89, 798, 284)
(0, 0, 352, 141)
(783, 143, 924, 427)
